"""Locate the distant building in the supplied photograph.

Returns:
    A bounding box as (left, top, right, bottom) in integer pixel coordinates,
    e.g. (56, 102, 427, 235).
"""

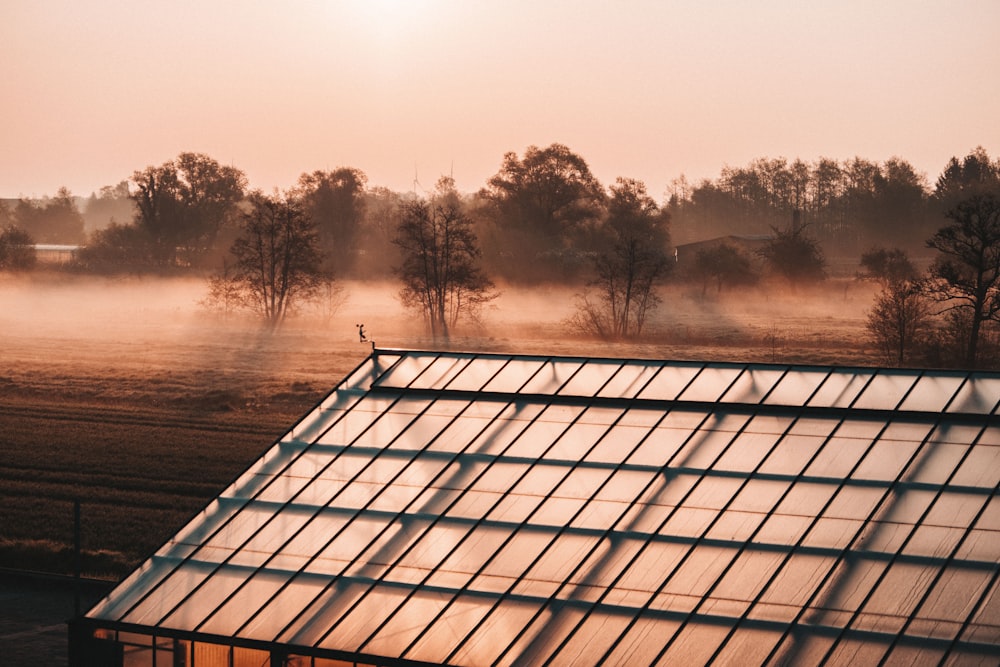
(673, 234, 772, 264)
(34, 244, 80, 264)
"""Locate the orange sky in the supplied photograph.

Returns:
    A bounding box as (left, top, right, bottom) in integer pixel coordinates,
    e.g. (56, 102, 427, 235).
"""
(3, 0, 999, 199)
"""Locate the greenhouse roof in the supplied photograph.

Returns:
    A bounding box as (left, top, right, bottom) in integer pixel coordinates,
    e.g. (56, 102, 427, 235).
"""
(82, 350, 1000, 665)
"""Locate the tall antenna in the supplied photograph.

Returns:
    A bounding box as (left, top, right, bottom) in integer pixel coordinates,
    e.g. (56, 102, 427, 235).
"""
(413, 164, 422, 194)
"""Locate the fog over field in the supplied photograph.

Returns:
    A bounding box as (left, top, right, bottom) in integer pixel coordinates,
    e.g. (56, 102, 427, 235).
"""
(2, 275, 880, 380)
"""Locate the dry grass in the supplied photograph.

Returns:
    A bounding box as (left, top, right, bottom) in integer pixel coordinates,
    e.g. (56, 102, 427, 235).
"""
(0, 275, 881, 578)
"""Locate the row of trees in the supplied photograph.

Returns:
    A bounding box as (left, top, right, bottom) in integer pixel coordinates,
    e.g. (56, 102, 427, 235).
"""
(667, 148, 999, 254)
(863, 177, 1000, 369)
(3, 145, 999, 367)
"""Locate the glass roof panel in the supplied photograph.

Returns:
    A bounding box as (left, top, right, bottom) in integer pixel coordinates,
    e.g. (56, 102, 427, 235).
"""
(82, 351, 1000, 666)
(947, 375, 1000, 414)
(897, 373, 967, 413)
(596, 361, 662, 399)
(481, 358, 547, 393)
(445, 355, 511, 392)
(762, 367, 830, 406)
(557, 359, 622, 396)
(851, 371, 920, 411)
(519, 358, 588, 395)
(807, 369, 873, 408)
(371, 352, 436, 388)
(412, 354, 473, 390)
(635, 362, 703, 401)
(676, 365, 744, 403)
(721, 366, 787, 404)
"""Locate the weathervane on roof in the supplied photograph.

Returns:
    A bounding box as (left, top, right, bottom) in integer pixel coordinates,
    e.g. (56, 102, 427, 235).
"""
(357, 323, 376, 352)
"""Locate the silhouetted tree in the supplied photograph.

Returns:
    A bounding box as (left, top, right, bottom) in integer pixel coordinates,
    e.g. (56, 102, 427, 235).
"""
(83, 181, 135, 233)
(758, 213, 826, 284)
(225, 191, 326, 328)
(925, 193, 1000, 367)
(480, 143, 604, 281)
(934, 147, 1000, 209)
(573, 178, 670, 338)
(394, 177, 496, 338)
(131, 152, 246, 267)
(690, 243, 757, 296)
(355, 186, 405, 280)
(13, 188, 85, 244)
(861, 247, 930, 366)
(294, 168, 367, 275)
(0, 226, 37, 270)
(76, 222, 156, 273)
(859, 246, 918, 286)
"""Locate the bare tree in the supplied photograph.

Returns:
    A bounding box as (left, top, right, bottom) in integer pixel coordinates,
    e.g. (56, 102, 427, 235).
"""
(0, 226, 37, 270)
(759, 212, 826, 284)
(394, 178, 496, 338)
(223, 191, 327, 328)
(925, 193, 1000, 367)
(574, 178, 670, 338)
(866, 279, 932, 366)
(690, 243, 757, 296)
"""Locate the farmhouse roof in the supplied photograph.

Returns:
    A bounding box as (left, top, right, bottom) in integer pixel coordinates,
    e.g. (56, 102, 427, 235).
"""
(75, 349, 1000, 665)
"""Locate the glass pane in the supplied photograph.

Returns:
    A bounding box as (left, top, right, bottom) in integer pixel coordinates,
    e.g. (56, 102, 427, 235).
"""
(481, 358, 547, 393)
(372, 352, 436, 388)
(677, 366, 744, 403)
(446, 355, 511, 391)
(898, 373, 966, 413)
(807, 370, 873, 409)
(721, 366, 787, 404)
(636, 362, 704, 401)
(851, 371, 920, 411)
(948, 375, 1000, 414)
(597, 361, 662, 399)
(558, 360, 622, 396)
(519, 358, 587, 395)
(763, 367, 831, 406)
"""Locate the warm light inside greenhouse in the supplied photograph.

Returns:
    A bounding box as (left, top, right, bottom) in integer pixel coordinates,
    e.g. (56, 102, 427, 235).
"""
(71, 350, 1000, 666)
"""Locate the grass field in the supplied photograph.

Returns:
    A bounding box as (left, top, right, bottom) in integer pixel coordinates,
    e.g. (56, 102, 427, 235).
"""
(0, 275, 880, 579)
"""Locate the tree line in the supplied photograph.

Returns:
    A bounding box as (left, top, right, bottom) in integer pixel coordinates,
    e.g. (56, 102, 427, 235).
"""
(1, 145, 999, 367)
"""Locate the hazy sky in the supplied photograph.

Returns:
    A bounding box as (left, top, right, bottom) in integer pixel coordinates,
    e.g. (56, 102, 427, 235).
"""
(3, 0, 998, 199)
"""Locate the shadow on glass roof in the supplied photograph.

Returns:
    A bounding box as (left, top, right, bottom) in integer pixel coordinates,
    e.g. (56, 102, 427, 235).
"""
(74, 349, 1000, 666)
